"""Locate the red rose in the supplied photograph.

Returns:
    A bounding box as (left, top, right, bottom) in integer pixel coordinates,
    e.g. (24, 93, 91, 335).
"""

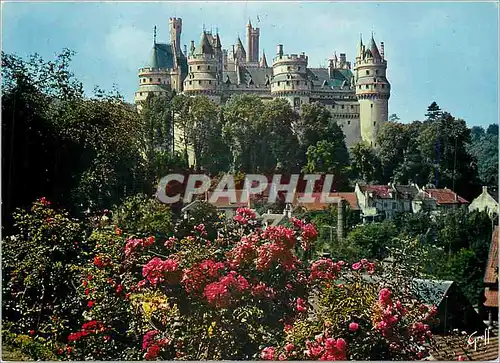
(87, 301, 94, 308)
(29, 330, 35, 336)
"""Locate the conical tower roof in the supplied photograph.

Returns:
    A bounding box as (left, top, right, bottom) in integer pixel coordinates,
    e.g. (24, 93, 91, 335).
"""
(260, 51, 268, 68)
(147, 43, 175, 69)
(194, 31, 214, 55)
(369, 34, 381, 60)
(235, 36, 246, 59)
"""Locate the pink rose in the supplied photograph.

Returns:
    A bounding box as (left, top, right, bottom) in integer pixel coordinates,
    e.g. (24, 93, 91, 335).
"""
(352, 262, 362, 270)
(349, 322, 359, 332)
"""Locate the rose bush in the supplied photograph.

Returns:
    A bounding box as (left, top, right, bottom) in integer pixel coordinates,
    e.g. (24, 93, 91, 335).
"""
(3, 199, 439, 360)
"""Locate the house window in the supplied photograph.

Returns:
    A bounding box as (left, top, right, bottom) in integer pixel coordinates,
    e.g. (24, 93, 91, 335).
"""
(393, 202, 397, 209)
(294, 97, 300, 107)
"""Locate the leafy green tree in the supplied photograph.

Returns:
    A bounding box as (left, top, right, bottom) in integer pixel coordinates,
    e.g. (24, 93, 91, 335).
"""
(467, 124, 498, 187)
(350, 141, 382, 184)
(425, 101, 442, 121)
(260, 98, 301, 172)
(486, 123, 498, 136)
(376, 122, 408, 183)
(222, 94, 266, 172)
(388, 113, 400, 122)
(345, 220, 398, 260)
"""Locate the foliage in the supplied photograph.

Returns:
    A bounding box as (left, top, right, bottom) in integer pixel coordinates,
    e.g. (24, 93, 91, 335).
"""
(345, 221, 398, 260)
(2, 198, 91, 341)
(466, 124, 498, 187)
(350, 141, 382, 184)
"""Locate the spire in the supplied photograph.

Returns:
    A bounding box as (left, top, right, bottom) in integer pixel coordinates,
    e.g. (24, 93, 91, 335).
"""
(260, 51, 268, 68)
(154, 25, 157, 44)
(215, 33, 221, 49)
(369, 33, 381, 60)
(247, 18, 252, 28)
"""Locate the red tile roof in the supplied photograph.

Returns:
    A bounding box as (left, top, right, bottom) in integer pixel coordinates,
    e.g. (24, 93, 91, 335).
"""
(427, 334, 499, 361)
(292, 192, 360, 211)
(484, 288, 498, 308)
(424, 188, 468, 204)
(484, 226, 498, 285)
(358, 185, 393, 199)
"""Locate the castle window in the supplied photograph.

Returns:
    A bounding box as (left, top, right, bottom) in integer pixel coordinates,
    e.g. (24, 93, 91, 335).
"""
(278, 82, 281, 86)
(158, 78, 161, 82)
(371, 104, 373, 108)
(208, 66, 211, 70)
(139, 92, 143, 96)
(149, 78, 152, 82)
(348, 120, 351, 125)
(298, 67, 301, 71)
(197, 66, 200, 70)
(351, 105, 354, 109)
(286, 81, 290, 86)
(190, 66, 192, 71)
(287, 66, 291, 71)
(341, 105, 344, 109)
(296, 81, 299, 85)
(189, 81, 192, 85)
(209, 80, 212, 84)
(376, 70, 379, 75)
(366, 70, 369, 75)
(381, 84, 385, 89)
(365, 85, 369, 89)
(373, 121, 376, 126)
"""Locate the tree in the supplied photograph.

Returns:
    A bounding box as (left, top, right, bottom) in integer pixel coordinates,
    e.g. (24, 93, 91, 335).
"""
(486, 123, 498, 136)
(222, 94, 266, 172)
(350, 141, 382, 184)
(260, 98, 301, 172)
(345, 221, 398, 260)
(467, 124, 498, 187)
(376, 122, 409, 183)
(425, 101, 442, 121)
(388, 113, 400, 122)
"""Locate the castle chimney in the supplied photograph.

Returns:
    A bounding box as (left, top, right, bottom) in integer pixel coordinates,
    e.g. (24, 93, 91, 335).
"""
(328, 59, 334, 78)
(277, 44, 283, 57)
(190, 40, 195, 54)
(380, 42, 385, 59)
(339, 53, 346, 65)
(337, 199, 345, 242)
(483, 186, 488, 194)
(184, 44, 187, 55)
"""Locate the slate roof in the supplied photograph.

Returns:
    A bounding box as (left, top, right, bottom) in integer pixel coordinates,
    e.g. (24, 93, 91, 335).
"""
(368, 36, 382, 60)
(307, 68, 354, 89)
(424, 188, 469, 205)
(194, 32, 214, 55)
(411, 279, 454, 306)
(394, 185, 419, 199)
(148, 43, 175, 69)
(484, 226, 498, 285)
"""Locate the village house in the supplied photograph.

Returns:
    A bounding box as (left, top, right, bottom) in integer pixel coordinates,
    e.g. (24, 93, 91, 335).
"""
(469, 186, 499, 218)
(413, 187, 469, 214)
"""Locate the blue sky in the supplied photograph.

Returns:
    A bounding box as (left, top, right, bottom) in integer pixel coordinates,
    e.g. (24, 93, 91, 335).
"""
(2, 1, 499, 127)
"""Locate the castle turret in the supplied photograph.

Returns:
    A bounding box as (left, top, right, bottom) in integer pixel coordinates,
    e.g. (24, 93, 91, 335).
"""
(169, 17, 182, 55)
(246, 20, 260, 64)
(260, 51, 268, 68)
(271, 44, 311, 109)
(135, 26, 174, 109)
(183, 31, 220, 102)
(354, 33, 390, 148)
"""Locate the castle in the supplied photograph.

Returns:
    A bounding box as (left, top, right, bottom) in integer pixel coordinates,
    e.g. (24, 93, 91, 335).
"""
(135, 18, 390, 149)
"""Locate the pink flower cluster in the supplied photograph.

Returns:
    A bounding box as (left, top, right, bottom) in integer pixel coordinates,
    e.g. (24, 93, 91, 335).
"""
(303, 334, 347, 361)
(142, 330, 169, 360)
(251, 282, 276, 299)
(309, 259, 343, 282)
(124, 236, 156, 257)
(296, 297, 307, 312)
(351, 258, 376, 274)
(260, 346, 276, 360)
(38, 197, 51, 206)
(261, 226, 296, 249)
(233, 208, 257, 225)
(193, 223, 207, 236)
(203, 271, 250, 308)
(256, 242, 298, 272)
(67, 320, 106, 342)
(226, 235, 259, 269)
(409, 322, 432, 344)
(142, 257, 180, 286)
(289, 218, 318, 250)
(181, 259, 225, 293)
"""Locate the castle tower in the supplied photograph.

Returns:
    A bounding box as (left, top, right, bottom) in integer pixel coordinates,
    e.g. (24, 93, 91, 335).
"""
(246, 20, 260, 64)
(270, 44, 311, 109)
(354, 34, 390, 148)
(183, 31, 220, 103)
(169, 17, 182, 54)
(134, 26, 173, 109)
